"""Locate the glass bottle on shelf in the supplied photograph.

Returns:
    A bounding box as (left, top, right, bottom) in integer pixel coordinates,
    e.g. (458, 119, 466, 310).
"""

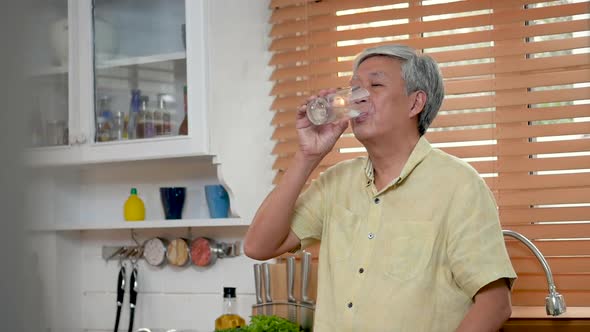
(142, 96, 156, 138)
(112, 111, 125, 141)
(154, 93, 163, 136)
(96, 96, 113, 142)
(155, 93, 172, 136)
(127, 89, 141, 140)
(214, 287, 246, 331)
(179, 85, 188, 135)
(135, 95, 148, 139)
(162, 100, 172, 136)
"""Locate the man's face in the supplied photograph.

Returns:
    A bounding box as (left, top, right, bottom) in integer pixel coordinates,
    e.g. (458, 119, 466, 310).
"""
(349, 56, 418, 142)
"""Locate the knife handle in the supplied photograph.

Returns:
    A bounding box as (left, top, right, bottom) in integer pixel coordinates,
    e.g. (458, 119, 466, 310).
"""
(128, 267, 138, 332)
(262, 263, 272, 303)
(253, 264, 263, 304)
(301, 251, 312, 303)
(116, 265, 126, 304)
(287, 256, 296, 302)
(129, 267, 138, 307)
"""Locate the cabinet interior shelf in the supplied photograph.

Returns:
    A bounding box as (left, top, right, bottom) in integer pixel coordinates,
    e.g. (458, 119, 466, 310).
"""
(32, 218, 250, 231)
(97, 51, 186, 69)
(30, 51, 187, 76)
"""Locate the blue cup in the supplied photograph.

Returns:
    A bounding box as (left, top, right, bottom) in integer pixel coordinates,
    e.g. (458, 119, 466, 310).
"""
(205, 185, 230, 218)
(160, 187, 186, 220)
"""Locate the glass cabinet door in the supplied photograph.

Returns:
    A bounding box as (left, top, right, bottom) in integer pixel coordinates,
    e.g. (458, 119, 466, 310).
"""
(28, 0, 70, 148)
(92, 0, 188, 144)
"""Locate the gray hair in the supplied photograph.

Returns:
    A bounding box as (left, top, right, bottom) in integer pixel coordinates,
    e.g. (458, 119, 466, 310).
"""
(353, 44, 445, 136)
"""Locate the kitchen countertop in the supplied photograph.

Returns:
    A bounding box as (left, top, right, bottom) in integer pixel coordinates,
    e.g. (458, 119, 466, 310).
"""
(511, 306, 590, 318)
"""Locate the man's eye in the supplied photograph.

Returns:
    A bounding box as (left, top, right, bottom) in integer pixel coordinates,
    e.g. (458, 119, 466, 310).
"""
(371, 83, 383, 87)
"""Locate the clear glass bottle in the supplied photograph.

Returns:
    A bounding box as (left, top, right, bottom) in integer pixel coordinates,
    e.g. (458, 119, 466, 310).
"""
(154, 94, 164, 136)
(112, 111, 125, 141)
(127, 89, 141, 140)
(142, 96, 156, 138)
(96, 95, 113, 142)
(135, 95, 148, 139)
(155, 93, 172, 136)
(214, 287, 246, 331)
(162, 103, 172, 136)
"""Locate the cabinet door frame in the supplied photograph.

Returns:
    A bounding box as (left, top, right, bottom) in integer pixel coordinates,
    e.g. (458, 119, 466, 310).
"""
(24, 0, 82, 166)
(76, 0, 212, 164)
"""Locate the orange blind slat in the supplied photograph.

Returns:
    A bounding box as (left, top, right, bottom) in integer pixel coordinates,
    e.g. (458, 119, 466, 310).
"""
(500, 206, 590, 224)
(504, 224, 590, 240)
(511, 291, 589, 307)
(515, 275, 590, 291)
(511, 256, 590, 274)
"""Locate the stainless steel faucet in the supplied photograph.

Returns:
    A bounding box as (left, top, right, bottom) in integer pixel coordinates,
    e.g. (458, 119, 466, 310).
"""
(502, 229, 567, 316)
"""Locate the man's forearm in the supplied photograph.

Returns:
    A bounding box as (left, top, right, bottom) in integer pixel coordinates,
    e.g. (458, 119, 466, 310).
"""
(243, 152, 321, 260)
(456, 279, 512, 332)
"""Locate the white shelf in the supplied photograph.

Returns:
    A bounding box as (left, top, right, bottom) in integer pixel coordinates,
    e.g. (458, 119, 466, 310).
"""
(28, 65, 68, 76)
(31, 218, 250, 231)
(28, 52, 186, 76)
(96, 51, 186, 69)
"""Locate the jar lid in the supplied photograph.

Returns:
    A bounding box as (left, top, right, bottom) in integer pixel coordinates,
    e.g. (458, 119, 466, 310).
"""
(143, 237, 167, 266)
(167, 238, 190, 266)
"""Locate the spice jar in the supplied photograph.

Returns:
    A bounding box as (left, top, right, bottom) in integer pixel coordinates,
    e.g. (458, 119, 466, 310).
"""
(166, 238, 190, 267)
(143, 237, 168, 266)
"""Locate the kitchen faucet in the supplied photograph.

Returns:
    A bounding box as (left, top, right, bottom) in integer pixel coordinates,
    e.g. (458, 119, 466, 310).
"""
(502, 229, 567, 316)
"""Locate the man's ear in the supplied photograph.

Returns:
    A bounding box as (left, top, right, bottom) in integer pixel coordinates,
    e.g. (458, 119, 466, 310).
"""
(408, 90, 427, 118)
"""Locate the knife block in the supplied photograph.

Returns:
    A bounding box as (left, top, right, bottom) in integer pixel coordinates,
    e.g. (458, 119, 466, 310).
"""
(253, 260, 319, 317)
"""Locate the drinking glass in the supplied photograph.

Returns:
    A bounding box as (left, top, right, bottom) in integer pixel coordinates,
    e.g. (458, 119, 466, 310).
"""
(160, 187, 186, 219)
(306, 87, 369, 125)
(205, 185, 230, 218)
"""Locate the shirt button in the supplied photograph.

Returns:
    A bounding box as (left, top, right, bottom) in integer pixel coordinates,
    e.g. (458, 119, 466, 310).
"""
(374, 197, 380, 204)
(368, 232, 375, 239)
(347, 302, 353, 308)
(359, 267, 364, 274)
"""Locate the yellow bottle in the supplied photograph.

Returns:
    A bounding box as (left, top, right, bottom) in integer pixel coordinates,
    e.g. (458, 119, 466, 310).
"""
(215, 287, 246, 331)
(124, 188, 145, 221)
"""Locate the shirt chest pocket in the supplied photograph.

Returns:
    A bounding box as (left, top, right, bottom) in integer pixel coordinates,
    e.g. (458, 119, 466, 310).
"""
(377, 221, 436, 281)
(325, 207, 361, 262)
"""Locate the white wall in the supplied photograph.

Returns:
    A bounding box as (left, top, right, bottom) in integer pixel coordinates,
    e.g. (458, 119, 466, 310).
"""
(30, 1, 275, 331)
(208, 0, 275, 221)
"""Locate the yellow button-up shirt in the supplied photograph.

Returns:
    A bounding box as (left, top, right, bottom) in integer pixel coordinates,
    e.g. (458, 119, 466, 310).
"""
(291, 137, 516, 332)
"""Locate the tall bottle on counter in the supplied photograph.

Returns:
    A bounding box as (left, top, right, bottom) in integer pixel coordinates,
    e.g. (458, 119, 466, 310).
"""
(214, 287, 246, 331)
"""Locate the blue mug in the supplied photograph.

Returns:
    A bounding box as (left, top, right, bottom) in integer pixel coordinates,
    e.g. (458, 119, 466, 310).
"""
(160, 187, 186, 220)
(205, 185, 229, 218)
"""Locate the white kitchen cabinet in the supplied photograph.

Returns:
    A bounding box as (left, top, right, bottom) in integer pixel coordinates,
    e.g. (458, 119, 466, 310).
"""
(27, 0, 260, 223)
(24, 0, 276, 223)
(26, 0, 212, 166)
(26, 1, 273, 330)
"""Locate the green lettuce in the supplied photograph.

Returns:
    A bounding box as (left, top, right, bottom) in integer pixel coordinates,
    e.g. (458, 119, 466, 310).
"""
(215, 315, 301, 332)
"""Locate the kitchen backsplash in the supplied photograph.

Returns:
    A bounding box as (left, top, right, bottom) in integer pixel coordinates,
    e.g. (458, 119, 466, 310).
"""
(31, 228, 264, 332)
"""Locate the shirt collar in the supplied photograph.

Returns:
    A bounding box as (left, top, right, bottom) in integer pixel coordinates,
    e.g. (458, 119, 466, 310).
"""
(364, 136, 433, 186)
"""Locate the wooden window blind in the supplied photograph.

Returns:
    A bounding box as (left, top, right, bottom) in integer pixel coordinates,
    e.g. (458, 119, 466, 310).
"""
(268, 0, 590, 308)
